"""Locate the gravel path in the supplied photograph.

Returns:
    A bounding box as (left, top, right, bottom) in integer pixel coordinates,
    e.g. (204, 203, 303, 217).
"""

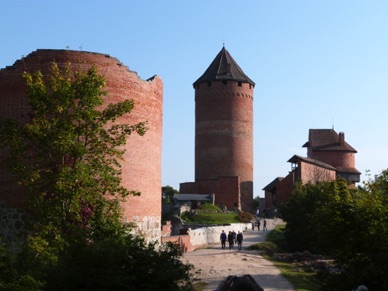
(180, 219, 295, 291)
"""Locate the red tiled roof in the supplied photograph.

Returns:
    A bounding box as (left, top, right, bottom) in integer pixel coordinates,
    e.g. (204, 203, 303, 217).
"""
(287, 155, 337, 171)
(336, 167, 361, 174)
(262, 177, 284, 191)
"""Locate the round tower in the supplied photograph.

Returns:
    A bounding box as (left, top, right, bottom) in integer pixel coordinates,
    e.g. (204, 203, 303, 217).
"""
(193, 47, 255, 211)
(0, 49, 163, 242)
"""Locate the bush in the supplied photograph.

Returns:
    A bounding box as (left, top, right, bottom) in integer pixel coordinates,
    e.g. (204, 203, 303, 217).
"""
(238, 211, 254, 223)
(46, 234, 193, 291)
(280, 177, 388, 290)
(0, 240, 44, 291)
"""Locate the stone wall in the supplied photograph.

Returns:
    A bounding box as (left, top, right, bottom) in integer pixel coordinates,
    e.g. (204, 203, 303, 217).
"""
(161, 223, 251, 253)
(188, 223, 251, 247)
(0, 201, 28, 252)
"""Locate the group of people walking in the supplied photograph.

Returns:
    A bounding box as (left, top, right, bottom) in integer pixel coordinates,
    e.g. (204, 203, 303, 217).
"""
(220, 230, 243, 250)
(219, 219, 269, 250)
(251, 219, 267, 232)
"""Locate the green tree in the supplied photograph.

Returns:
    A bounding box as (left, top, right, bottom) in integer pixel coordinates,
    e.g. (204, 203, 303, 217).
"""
(162, 185, 179, 203)
(252, 196, 260, 214)
(1, 63, 146, 244)
(324, 171, 388, 290)
(279, 180, 332, 253)
(280, 176, 388, 290)
(0, 63, 193, 290)
(46, 236, 192, 291)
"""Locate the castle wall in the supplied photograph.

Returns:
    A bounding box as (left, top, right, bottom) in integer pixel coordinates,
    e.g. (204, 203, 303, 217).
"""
(216, 176, 240, 210)
(269, 161, 336, 210)
(300, 162, 337, 184)
(161, 223, 251, 253)
(275, 172, 295, 206)
(311, 150, 356, 169)
(194, 80, 254, 211)
(179, 182, 198, 194)
(0, 49, 163, 242)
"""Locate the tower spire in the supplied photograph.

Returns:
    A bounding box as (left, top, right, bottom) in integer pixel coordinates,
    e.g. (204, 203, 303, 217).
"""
(193, 47, 255, 88)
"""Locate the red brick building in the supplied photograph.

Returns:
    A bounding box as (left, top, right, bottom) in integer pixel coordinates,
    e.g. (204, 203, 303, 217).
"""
(180, 47, 255, 212)
(0, 49, 163, 242)
(264, 129, 360, 215)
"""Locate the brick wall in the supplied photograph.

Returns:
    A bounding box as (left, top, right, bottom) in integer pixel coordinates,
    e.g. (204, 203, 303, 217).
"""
(268, 160, 337, 209)
(180, 176, 240, 211)
(161, 235, 193, 253)
(0, 49, 163, 242)
(311, 150, 356, 169)
(300, 162, 337, 183)
(275, 173, 295, 206)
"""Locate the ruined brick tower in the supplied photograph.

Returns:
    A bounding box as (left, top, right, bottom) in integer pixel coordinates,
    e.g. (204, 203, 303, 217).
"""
(0, 49, 163, 242)
(180, 47, 255, 212)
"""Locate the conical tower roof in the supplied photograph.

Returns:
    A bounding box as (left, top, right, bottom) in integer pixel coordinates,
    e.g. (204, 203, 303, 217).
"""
(193, 46, 255, 88)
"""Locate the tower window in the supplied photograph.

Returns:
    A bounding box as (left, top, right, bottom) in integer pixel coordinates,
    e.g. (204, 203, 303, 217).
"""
(238, 81, 242, 87)
(222, 80, 227, 85)
(207, 81, 211, 87)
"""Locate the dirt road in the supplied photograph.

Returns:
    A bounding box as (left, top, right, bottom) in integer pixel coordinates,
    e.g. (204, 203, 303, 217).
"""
(180, 220, 295, 291)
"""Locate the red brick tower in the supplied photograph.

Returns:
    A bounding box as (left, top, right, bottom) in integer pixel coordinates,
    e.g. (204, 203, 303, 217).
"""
(192, 46, 255, 211)
(303, 129, 360, 185)
(0, 49, 163, 242)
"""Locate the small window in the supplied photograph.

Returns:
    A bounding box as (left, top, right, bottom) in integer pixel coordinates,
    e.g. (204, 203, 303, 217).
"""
(222, 80, 227, 85)
(238, 81, 242, 87)
(207, 81, 211, 87)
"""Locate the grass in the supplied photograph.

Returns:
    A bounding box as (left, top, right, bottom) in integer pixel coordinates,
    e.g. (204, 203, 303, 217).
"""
(249, 225, 320, 291)
(267, 259, 319, 291)
(192, 281, 207, 291)
(180, 203, 254, 225)
(181, 212, 240, 224)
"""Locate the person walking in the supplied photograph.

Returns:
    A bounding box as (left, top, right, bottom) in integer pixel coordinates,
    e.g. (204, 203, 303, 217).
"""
(257, 220, 261, 231)
(220, 230, 227, 249)
(236, 231, 243, 250)
(263, 219, 267, 231)
(232, 230, 237, 244)
(227, 231, 234, 249)
(251, 221, 255, 231)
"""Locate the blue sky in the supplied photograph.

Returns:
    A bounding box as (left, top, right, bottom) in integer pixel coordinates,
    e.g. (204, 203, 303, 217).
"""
(1, 0, 388, 197)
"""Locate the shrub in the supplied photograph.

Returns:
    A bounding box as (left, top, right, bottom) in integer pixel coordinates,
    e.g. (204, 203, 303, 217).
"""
(46, 234, 193, 291)
(238, 211, 254, 223)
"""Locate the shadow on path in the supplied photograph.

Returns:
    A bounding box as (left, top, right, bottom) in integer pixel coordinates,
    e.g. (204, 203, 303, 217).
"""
(182, 219, 295, 291)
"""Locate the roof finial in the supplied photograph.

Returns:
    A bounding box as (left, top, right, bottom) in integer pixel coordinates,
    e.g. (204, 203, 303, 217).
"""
(223, 39, 225, 48)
